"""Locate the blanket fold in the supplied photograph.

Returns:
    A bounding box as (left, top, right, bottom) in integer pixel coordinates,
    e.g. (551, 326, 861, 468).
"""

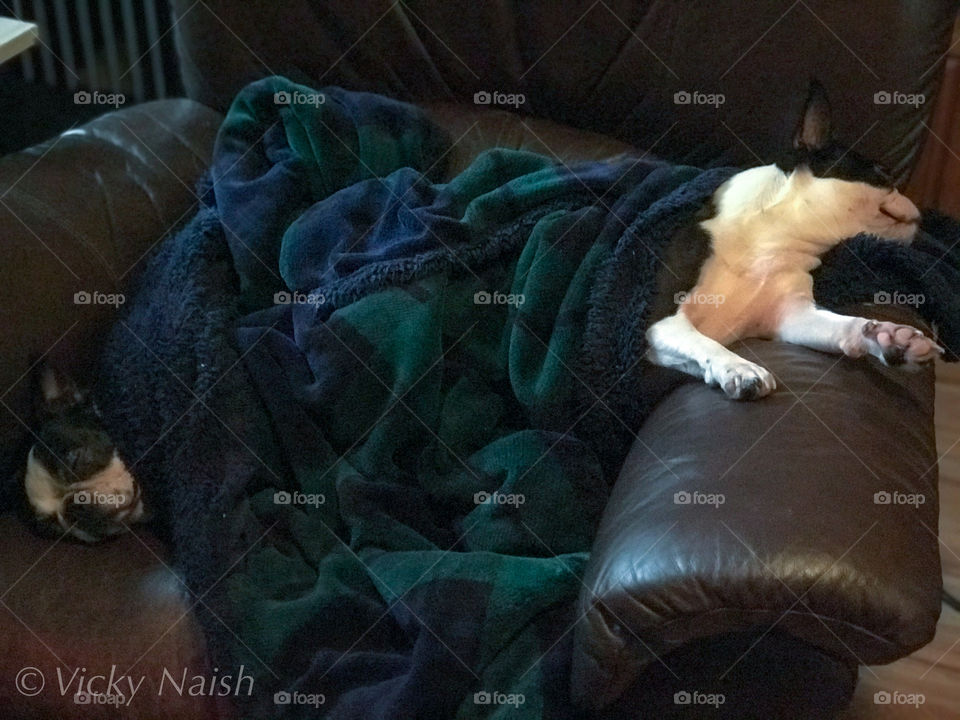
(96, 76, 960, 719)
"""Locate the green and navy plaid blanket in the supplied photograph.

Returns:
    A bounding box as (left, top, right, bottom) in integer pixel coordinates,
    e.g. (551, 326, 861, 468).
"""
(96, 76, 960, 719)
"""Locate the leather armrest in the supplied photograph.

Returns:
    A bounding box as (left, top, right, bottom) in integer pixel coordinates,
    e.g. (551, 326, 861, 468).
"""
(572, 312, 941, 712)
(0, 516, 223, 719)
(0, 99, 221, 492)
(0, 101, 226, 719)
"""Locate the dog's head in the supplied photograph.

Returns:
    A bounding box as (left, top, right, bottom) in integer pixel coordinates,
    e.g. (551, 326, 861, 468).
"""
(775, 80, 920, 243)
(24, 364, 143, 542)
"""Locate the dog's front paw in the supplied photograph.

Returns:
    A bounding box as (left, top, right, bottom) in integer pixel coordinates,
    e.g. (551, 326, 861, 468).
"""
(861, 320, 943, 365)
(706, 360, 776, 400)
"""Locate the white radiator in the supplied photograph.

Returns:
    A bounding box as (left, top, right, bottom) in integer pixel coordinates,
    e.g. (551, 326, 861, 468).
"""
(10, 0, 175, 102)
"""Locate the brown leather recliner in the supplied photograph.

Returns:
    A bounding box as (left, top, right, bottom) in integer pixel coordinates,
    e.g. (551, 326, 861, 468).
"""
(0, 2, 957, 718)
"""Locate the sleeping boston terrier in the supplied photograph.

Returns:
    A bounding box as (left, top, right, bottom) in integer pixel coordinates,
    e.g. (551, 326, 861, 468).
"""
(22, 364, 145, 543)
(646, 81, 943, 399)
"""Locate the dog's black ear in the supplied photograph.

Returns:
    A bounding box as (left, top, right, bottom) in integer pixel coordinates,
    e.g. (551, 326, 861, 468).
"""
(794, 79, 832, 151)
(38, 362, 83, 412)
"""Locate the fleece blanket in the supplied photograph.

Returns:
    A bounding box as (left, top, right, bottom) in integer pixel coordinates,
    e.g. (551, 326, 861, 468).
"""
(96, 77, 960, 720)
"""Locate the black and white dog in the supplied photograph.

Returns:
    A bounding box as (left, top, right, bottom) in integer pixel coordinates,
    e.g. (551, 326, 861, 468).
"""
(23, 364, 144, 542)
(647, 82, 942, 399)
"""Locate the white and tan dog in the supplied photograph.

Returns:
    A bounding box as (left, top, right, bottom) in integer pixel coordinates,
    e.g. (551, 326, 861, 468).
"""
(646, 82, 942, 399)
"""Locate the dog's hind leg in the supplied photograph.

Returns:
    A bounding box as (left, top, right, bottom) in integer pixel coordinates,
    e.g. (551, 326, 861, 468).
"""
(646, 311, 777, 400)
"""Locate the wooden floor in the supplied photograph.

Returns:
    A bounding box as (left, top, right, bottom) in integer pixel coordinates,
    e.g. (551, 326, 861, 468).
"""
(842, 363, 960, 719)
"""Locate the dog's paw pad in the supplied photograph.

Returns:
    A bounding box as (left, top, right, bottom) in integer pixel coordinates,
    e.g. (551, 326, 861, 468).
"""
(710, 360, 776, 400)
(861, 320, 943, 365)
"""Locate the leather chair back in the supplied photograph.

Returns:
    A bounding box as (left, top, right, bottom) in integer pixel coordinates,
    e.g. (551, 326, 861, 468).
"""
(171, 0, 956, 181)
